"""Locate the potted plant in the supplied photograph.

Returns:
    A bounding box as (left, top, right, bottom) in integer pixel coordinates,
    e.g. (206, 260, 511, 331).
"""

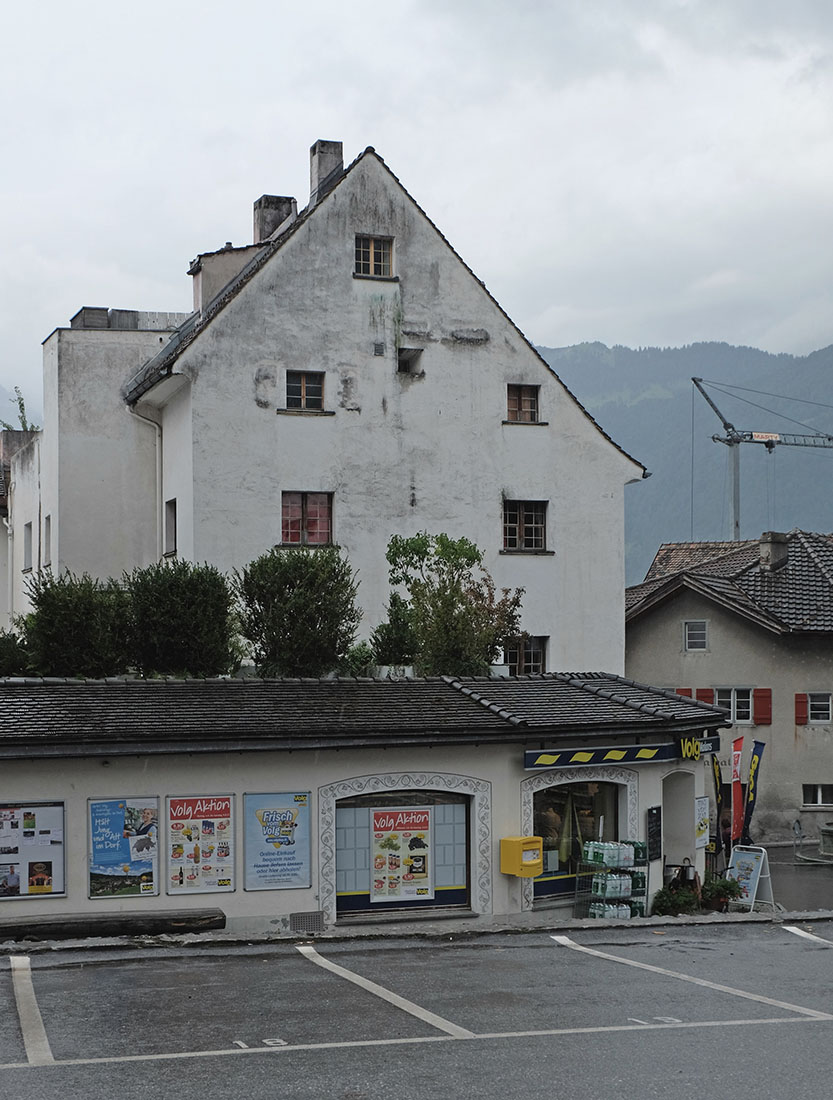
(699, 873, 743, 912)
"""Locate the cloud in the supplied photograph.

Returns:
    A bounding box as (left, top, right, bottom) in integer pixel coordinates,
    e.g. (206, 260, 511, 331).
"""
(1, 0, 832, 406)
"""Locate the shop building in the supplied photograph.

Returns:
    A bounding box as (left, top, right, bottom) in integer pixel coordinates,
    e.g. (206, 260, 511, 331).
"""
(0, 676, 727, 931)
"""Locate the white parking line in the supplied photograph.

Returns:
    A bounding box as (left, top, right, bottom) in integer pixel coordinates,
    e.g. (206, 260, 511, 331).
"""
(0, 1012, 826, 1071)
(9, 956, 54, 1065)
(552, 935, 833, 1020)
(785, 925, 833, 946)
(296, 944, 475, 1039)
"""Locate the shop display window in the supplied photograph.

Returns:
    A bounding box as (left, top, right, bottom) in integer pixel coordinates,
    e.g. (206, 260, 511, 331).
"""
(533, 782, 618, 900)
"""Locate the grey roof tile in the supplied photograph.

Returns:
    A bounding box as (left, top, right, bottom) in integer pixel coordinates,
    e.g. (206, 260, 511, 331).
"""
(0, 674, 726, 759)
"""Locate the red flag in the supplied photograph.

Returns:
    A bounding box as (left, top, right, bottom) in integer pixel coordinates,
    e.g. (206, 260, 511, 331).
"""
(731, 737, 744, 843)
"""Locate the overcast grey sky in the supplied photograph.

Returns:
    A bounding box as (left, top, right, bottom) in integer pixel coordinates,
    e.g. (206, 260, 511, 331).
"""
(2, 0, 832, 412)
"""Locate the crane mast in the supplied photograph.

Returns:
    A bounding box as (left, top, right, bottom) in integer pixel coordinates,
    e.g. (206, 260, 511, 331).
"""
(692, 377, 833, 541)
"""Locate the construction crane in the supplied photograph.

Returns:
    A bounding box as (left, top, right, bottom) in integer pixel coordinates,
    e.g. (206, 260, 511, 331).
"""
(692, 377, 833, 541)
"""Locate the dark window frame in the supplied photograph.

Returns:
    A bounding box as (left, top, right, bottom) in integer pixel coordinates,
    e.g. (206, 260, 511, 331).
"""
(281, 491, 333, 546)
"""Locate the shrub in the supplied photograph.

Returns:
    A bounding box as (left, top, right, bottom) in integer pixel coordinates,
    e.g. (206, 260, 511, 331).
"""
(23, 572, 130, 678)
(0, 630, 28, 676)
(126, 560, 237, 677)
(650, 885, 701, 916)
(236, 545, 361, 677)
(370, 592, 416, 666)
(338, 641, 376, 677)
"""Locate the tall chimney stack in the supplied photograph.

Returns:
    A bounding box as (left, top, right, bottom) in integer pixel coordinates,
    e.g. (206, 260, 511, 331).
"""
(309, 140, 343, 206)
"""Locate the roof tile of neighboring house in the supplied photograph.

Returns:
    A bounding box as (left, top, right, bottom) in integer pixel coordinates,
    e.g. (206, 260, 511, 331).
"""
(628, 529, 833, 634)
(0, 674, 726, 759)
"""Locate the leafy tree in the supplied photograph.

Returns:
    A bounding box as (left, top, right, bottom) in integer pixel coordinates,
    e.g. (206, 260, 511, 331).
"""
(370, 591, 416, 666)
(0, 387, 39, 431)
(126, 560, 237, 677)
(23, 572, 130, 678)
(236, 545, 361, 677)
(385, 532, 524, 676)
(0, 630, 28, 676)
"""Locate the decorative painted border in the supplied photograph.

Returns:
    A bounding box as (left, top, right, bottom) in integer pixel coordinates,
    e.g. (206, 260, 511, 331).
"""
(318, 771, 492, 926)
(519, 766, 639, 911)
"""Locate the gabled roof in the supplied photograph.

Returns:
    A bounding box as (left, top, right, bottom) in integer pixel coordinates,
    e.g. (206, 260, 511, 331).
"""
(120, 145, 645, 476)
(0, 673, 726, 759)
(627, 530, 833, 634)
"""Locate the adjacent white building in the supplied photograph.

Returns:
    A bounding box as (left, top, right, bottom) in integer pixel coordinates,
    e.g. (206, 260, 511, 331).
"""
(3, 140, 646, 672)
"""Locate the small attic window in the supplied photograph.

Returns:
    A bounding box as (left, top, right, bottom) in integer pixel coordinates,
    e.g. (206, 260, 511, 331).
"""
(397, 348, 423, 374)
(355, 236, 392, 277)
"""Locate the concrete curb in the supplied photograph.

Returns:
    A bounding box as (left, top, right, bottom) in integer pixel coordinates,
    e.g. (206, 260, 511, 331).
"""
(3, 907, 832, 958)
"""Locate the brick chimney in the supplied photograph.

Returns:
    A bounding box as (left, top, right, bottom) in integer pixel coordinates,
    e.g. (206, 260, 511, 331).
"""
(309, 140, 343, 206)
(759, 531, 788, 571)
(253, 195, 297, 243)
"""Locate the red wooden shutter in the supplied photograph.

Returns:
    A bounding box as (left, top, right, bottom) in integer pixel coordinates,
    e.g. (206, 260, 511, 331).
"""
(695, 688, 715, 704)
(795, 693, 809, 725)
(676, 687, 693, 698)
(753, 688, 772, 725)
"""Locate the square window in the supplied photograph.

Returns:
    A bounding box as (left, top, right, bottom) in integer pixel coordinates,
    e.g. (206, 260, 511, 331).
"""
(397, 348, 423, 374)
(354, 236, 392, 277)
(503, 500, 547, 551)
(803, 784, 833, 806)
(286, 371, 324, 410)
(282, 492, 332, 545)
(505, 636, 547, 675)
(716, 687, 752, 724)
(507, 384, 539, 423)
(684, 620, 707, 650)
(809, 693, 832, 723)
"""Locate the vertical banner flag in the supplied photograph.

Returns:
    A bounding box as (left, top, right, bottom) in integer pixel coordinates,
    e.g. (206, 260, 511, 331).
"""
(741, 741, 765, 845)
(731, 737, 744, 844)
(711, 752, 724, 858)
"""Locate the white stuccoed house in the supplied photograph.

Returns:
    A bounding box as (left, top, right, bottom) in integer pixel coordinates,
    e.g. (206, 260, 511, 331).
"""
(2, 140, 646, 672)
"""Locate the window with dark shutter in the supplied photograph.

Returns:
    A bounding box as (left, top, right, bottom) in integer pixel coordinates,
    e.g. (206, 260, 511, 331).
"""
(795, 693, 809, 725)
(752, 687, 772, 726)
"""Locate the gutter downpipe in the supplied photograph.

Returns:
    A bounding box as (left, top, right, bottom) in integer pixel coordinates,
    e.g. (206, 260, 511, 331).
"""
(129, 407, 162, 560)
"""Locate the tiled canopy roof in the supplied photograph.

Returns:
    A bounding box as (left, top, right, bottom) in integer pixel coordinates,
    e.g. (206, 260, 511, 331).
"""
(628, 530, 833, 633)
(0, 673, 726, 759)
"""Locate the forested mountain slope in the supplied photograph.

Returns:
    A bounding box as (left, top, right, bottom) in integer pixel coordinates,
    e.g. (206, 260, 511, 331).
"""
(538, 342, 833, 584)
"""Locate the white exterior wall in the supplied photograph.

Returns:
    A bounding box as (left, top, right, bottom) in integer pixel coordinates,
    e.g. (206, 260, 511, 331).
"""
(626, 590, 833, 842)
(156, 155, 641, 672)
(0, 745, 703, 931)
(9, 330, 168, 616)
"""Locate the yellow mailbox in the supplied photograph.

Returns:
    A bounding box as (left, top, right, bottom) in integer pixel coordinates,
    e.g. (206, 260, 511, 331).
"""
(500, 835, 544, 878)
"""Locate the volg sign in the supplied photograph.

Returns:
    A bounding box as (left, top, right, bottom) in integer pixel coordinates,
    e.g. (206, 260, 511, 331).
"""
(677, 733, 721, 762)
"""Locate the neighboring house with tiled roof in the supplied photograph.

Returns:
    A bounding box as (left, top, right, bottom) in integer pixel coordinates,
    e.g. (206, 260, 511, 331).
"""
(3, 138, 647, 673)
(0, 674, 726, 929)
(626, 529, 833, 843)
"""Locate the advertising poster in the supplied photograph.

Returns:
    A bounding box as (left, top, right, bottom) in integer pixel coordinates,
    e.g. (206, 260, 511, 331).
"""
(370, 807, 432, 903)
(694, 796, 710, 850)
(243, 793, 311, 891)
(167, 795, 234, 894)
(0, 802, 65, 899)
(88, 798, 159, 898)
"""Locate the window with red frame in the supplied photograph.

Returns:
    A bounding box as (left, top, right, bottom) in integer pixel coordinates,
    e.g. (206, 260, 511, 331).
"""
(281, 492, 332, 545)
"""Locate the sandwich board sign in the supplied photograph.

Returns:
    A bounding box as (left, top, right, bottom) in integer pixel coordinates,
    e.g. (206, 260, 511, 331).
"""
(726, 845, 776, 911)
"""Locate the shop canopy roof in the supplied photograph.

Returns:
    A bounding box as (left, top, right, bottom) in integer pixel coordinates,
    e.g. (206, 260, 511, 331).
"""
(0, 674, 727, 760)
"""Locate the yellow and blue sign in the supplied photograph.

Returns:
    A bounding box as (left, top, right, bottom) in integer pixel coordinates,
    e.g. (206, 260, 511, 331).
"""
(524, 733, 720, 771)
